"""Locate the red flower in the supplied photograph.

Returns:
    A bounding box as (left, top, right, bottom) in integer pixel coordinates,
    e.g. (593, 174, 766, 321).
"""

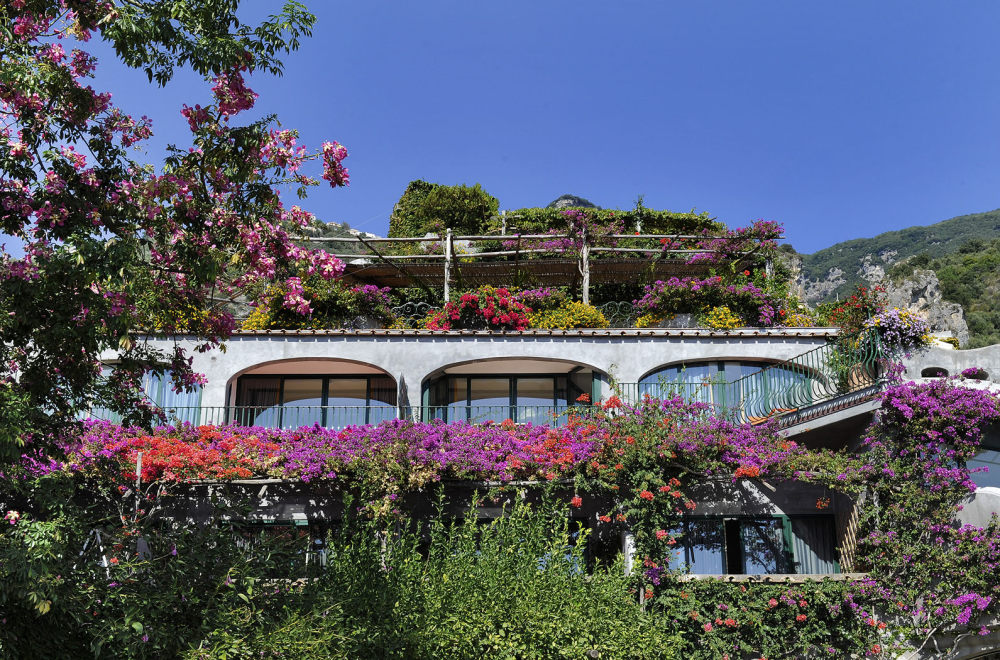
(795, 614, 807, 622)
(639, 490, 654, 501)
(576, 393, 591, 403)
(655, 529, 668, 540)
(601, 395, 622, 410)
(570, 495, 583, 508)
(743, 270, 751, 276)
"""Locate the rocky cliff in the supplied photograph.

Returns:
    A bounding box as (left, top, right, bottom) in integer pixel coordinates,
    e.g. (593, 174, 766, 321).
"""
(885, 269, 969, 345)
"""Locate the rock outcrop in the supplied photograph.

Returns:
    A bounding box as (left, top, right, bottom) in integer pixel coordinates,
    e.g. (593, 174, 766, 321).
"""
(885, 269, 970, 346)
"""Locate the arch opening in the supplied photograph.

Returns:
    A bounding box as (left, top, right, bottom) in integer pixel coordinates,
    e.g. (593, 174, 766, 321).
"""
(227, 358, 397, 429)
(422, 357, 605, 426)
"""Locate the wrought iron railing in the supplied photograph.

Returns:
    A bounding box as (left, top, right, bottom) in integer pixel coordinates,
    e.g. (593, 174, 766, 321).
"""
(390, 301, 438, 327)
(618, 333, 885, 424)
(84, 405, 397, 430)
(421, 404, 593, 427)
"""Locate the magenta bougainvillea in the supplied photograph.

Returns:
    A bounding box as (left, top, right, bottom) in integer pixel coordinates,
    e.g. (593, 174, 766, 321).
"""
(13, 376, 1000, 656)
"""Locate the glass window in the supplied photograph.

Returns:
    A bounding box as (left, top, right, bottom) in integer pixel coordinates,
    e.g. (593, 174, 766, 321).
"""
(469, 378, 510, 422)
(669, 516, 836, 575)
(234, 375, 396, 428)
(670, 519, 726, 574)
(280, 379, 324, 428)
(517, 377, 554, 425)
(326, 379, 368, 427)
(741, 518, 790, 574)
(426, 372, 595, 426)
(639, 362, 719, 404)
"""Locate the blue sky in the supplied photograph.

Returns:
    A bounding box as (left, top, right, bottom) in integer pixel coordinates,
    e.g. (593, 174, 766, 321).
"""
(91, 1, 1000, 253)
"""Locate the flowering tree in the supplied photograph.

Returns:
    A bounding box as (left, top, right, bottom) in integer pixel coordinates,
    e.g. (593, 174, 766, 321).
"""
(0, 1, 347, 452)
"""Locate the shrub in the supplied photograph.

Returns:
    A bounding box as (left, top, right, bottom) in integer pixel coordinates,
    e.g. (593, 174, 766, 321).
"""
(780, 312, 816, 328)
(515, 287, 567, 312)
(388, 180, 499, 238)
(242, 279, 395, 330)
(425, 286, 531, 331)
(700, 305, 742, 330)
(816, 285, 886, 335)
(529, 301, 610, 330)
(634, 276, 787, 327)
(863, 307, 931, 351)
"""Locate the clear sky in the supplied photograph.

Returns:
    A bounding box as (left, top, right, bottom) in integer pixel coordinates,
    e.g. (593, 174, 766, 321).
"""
(89, 1, 1000, 253)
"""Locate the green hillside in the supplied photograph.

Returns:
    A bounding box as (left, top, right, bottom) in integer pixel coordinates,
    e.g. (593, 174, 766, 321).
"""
(886, 238, 1000, 348)
(800, 209, 1000, 300)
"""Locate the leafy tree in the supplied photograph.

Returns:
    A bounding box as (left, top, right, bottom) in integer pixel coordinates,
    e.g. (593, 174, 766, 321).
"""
(388, 179, 499, 237)
(0, 1, 346, 453)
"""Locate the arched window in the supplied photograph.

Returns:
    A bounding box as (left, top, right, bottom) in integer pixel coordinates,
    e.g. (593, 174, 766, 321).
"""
(636, 361, 813, 418)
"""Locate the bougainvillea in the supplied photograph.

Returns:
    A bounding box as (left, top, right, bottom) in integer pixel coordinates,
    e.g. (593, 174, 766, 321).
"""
(426, 285, 531, 331)
(242, 279, 395, 330)
(634, 275, 787, 327)
(54, 417, 601, 495)
(863, 307, 931, 351)
(0, 2, 350, 446)
(16, 375, 1000, 656)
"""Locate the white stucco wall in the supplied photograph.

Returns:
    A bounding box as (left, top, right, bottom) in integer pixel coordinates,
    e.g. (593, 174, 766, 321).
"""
(133, 328, 838, 411)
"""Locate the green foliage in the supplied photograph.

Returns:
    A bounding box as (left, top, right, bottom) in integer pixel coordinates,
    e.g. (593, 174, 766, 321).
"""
(0, 484, 682, 659)
(491, 206, 720, 236)
(388, 180, 499, 237)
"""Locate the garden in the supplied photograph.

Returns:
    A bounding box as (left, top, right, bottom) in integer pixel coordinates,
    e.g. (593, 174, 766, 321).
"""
(4, 368, 1000, 657)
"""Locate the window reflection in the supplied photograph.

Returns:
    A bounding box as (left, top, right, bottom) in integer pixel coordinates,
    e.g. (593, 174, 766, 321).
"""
(233, 375, 397, 428)
(667, 516, 836, 576)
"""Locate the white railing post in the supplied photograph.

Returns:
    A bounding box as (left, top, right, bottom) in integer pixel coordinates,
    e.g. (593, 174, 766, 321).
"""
(443, 228, 453, 302)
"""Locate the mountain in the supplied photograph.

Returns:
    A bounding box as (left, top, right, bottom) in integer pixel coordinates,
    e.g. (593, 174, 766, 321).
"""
(546, 194, 600, 209)
(796, 209, 1000, 302)
(792, 208, 1000, 348)
(300, 220, 380, 255)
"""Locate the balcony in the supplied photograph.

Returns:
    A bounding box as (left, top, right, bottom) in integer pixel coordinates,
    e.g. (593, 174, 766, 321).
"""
(617, 332, 885, 428)
(86, 337, 884, 433)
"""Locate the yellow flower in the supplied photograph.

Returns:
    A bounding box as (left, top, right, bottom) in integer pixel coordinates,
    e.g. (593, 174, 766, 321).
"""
(702, 305, 742, 330)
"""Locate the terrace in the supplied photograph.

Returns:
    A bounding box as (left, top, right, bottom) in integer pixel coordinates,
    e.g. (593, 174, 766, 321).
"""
(90, 330, 886, 436)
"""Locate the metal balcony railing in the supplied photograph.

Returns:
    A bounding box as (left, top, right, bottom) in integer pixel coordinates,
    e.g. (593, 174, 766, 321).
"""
(84, 405, 397, 430)
(420, 404, 593, 427)
(618, 333, 886, 425)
